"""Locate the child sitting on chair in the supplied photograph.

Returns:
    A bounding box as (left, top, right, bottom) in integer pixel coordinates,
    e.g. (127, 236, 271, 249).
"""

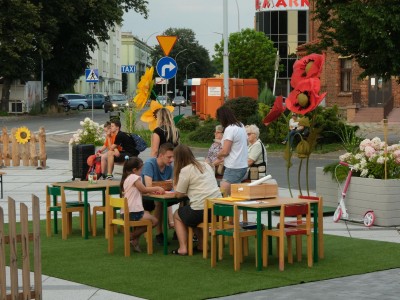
(120, 157, 164, 253)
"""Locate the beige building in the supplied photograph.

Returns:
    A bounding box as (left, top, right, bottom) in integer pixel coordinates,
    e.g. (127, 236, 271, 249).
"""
(121, 32, 153, 99)
(75, 25, 123, 96)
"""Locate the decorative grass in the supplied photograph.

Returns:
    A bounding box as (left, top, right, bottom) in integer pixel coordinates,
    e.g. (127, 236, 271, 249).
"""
(34, 217, 400, 300)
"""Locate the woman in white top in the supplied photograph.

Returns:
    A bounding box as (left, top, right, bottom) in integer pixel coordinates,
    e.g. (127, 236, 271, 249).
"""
(172, 145, 222, 256)
(216, 106, 248, 196)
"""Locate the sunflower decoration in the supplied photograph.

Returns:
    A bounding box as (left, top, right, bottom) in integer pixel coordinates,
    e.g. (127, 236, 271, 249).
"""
(133, 66, 154, 110)
(15, 126, 31, 144)
(140, 100, 174, 131)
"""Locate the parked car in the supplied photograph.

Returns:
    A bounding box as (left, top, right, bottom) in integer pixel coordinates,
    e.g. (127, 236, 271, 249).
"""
(172, 96, 186, 107)
(104, 94, 128, 112)
(156, 95, 171, 106)
(85, 93, 106, 109)
(58, 94, 88, 111)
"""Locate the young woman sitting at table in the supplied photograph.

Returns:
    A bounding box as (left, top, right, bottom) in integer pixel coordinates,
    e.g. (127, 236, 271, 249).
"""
(120, 157, 164, 253)
(171, 145, 222, 256)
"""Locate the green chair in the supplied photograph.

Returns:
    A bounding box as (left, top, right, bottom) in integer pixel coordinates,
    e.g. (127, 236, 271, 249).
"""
(92, 185, 121, 237)
(45, 185, 89, 238)
(210, 203, 257, 271)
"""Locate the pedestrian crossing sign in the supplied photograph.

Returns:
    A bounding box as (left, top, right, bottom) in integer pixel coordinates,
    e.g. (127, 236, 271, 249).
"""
(85, 69, 99, 82)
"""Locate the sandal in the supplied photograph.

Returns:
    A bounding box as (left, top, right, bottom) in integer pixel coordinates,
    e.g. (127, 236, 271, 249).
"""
(171, 248, 187, 256)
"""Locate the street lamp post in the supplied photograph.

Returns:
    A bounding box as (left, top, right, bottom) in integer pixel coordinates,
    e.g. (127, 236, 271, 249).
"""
(174, 49, 188, 101)
(185, 62, 196, 113)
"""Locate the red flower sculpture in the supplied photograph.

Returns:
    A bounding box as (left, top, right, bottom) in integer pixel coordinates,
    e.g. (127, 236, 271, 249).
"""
(263, 95, 286, 125)
(291, 53, 325, 88)
(286, 78, 327, 115)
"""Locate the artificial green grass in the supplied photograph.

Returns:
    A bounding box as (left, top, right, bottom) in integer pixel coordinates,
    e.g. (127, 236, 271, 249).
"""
(34, 217, 400, 300)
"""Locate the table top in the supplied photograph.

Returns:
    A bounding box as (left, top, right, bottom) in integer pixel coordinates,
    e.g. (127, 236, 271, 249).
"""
(209, 196, 317, 209)
(52, 180, 120, 189)
(143, 191, 179, 199)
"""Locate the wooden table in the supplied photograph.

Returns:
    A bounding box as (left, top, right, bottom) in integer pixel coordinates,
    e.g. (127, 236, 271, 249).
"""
(52, 180, 120, 239)
(209, 196, 320, 271)
(142, 193, 188, 255)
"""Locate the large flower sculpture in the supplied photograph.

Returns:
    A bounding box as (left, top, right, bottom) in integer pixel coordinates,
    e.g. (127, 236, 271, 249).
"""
(15, 126, 31, 144)
(140, 100, 174, 131)
(133, 66, 154, 110)
(263, 95, 286, 125)
(290, 53, 325, 88)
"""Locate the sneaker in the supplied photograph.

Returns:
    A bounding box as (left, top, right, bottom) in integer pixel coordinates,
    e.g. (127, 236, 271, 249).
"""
(130, 240, 141, 253)
(106, 174, 113, 180)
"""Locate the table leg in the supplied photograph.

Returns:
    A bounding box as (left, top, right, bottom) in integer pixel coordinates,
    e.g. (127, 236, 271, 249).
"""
(102, 189, 106, 228)
(84, 190, 89, 239)
(0, 174, 3, 199)
(163, 201, 168, 255)
(267, 210, 272, 255)
(312, 203, 318, 263)
(256, 210, 262, 271)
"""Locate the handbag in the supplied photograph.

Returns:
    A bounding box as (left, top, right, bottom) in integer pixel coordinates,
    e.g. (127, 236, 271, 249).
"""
(216, 164, 225, 176)
(248, 141, 267, 180)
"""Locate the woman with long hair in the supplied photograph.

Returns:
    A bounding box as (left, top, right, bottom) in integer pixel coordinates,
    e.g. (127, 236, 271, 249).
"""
(216, 106, 248, 196)
(171, 145, 221, 256)
(150, 107, 180, 157)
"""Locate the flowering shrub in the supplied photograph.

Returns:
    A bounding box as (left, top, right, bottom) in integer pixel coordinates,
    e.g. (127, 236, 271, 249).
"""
(69, 117, 104, 146)
(339, 137, 400, 179)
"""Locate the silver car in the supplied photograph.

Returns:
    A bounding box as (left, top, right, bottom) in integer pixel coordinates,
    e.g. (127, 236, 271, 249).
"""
(104, 94, 128, 112)
(172, 96, 186, 107)
(58, 94, 89, 111)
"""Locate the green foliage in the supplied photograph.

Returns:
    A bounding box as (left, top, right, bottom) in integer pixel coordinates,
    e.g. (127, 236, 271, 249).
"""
(213, 29, 277, 88)
(258, 87, 275, 106)
(312, 1, 400, 79)
(336, 124, 363, 154)
(176, 115, 201, 132)
(187, 121, 218, 144)
(122, 105, 138, 133)
(222, 97, 258, 125)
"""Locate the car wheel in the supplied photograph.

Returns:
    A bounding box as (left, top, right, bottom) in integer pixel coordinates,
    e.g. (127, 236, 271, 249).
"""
(77, 104, 84, 111)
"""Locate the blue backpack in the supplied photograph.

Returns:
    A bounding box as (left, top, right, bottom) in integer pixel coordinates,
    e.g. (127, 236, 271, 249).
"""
(130, 133, 147, 152)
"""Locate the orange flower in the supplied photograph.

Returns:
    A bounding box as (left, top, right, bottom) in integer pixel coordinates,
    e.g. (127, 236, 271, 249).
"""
(290, 53, 325, 88)
(286, 78, 326, 115)
(263, 96, 286, 125)
(140, 100, 174, 131)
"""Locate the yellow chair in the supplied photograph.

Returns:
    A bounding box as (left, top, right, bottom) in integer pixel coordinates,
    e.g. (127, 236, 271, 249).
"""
(210, 203, 257, 271)
(107, 197, 153, 257)
(92, 185, 121, 237)
(45, 185, 88, 239)
(187, 199, 213, 258)
(262, 203, 312, 271)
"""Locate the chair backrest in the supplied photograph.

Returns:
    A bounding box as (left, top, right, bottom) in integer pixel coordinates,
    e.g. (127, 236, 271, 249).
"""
(109, 185, 121, 196)
(284, 203, 308, 217)
(298, 195, 320, 201)
(47, 185, 61, 197)
(213, 204, 234, 218)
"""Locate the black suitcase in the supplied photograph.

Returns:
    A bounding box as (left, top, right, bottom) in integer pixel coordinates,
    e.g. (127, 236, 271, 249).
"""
(72, 144, 95, 180)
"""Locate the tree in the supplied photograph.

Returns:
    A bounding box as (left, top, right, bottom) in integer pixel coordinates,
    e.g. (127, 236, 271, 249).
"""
(0, 0, 42, 111)
(213, 28, 277, 88)
(312, 0, 400, 80)
(151, 28, 215, 98)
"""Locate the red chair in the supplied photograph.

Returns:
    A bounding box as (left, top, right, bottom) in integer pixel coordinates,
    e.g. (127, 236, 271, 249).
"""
(263, 203, 312, 271)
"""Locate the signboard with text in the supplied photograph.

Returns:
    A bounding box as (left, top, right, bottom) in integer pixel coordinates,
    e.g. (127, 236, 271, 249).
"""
(255, 0, 309, 11)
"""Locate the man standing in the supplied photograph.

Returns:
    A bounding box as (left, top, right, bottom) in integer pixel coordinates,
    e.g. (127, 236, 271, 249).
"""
(141, 143, 174, 245)
(106, 119, 138, 179)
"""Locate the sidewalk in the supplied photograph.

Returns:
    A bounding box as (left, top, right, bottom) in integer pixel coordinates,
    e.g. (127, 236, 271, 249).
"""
(1, 152, 400, 299)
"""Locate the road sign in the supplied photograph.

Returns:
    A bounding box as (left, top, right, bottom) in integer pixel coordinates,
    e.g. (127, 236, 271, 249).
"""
(85, 69, 99, 82)
(155, 77, 169, 85)
(156, 57, 177, 80)
(121, 65, 136, 73)
(156, 36, 177, 56)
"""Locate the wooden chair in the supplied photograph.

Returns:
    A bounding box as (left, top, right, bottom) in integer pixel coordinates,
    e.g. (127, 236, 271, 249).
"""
(281, 195, 324, 260)
(92, 185, 121, 237)
(188, 199, 213, 258)
(107, 197, 153, 257)
(262, 203, 312, 271)
(45, 185, 88, 239)
(210, 203, 257, 271)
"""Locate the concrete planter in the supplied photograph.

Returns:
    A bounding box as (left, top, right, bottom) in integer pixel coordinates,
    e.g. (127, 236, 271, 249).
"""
(316, 167, 400, 227)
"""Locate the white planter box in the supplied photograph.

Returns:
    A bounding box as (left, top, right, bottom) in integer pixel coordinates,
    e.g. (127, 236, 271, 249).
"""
(316, 167, 400, 227)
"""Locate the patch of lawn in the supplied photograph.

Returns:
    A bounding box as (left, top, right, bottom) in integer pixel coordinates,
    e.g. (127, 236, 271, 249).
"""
(33, 218, 400, 300)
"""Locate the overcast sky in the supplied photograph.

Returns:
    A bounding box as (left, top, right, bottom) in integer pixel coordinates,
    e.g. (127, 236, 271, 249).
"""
(122, 0, 256, 56)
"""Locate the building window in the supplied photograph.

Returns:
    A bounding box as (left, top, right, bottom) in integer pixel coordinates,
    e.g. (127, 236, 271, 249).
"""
(340, 58, 352, 92)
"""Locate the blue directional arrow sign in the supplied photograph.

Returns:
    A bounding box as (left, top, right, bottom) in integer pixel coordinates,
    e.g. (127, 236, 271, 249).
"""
(156, 57, 177, 80)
